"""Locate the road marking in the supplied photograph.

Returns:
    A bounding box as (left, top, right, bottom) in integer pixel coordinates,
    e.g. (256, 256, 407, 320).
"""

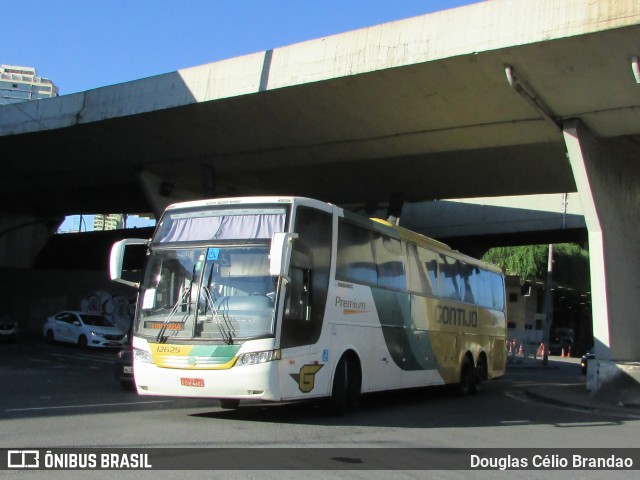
(5, 400, 173, 412)
(50, 353, 114, 364)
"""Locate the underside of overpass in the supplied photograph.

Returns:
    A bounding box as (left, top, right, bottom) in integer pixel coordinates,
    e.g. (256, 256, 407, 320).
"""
(3, 0, 639, 218)
(1, 0, 640, 398)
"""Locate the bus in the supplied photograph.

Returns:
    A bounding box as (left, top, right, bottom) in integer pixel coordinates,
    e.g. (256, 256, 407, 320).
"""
(110, 196, 506, 413)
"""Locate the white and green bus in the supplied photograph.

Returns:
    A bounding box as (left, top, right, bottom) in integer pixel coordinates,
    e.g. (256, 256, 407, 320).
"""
(110, 196, 506, 413)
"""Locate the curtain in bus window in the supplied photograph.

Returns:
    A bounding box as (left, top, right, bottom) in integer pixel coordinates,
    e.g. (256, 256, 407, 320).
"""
(157, 213, 285, 243)
(490, 272, 505, 311)
(375, 235, 406, 290)
(460, 263, 477, 304)
(408, 245, 439, 296)
(476, 270, 494, 308)
(336, 221, 377, 285)
(407, 244, 427, 294)
(438, 255, 461, 301)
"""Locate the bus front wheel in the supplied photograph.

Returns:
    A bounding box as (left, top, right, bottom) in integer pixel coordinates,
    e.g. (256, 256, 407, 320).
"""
(329, 355, 361, 416)
(220, 399, 240, 410)
(329, 358, 348, 415)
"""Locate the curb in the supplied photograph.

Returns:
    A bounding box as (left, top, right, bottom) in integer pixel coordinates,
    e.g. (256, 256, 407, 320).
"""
(522, 389, 640, 418)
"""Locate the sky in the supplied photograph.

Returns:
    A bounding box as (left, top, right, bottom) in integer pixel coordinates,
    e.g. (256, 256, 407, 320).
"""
(4, 0, 480, 231)
(4, 0, 479, 95)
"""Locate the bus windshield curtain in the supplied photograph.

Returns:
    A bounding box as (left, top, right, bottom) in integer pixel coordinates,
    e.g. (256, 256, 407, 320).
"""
(157, 214, 285, 243)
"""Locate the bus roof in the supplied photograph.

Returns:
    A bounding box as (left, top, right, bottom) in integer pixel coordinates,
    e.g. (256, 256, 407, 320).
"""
(161, 196, 503, 275)
(163, 196, 329, 211)
(344, 213, 503, 275)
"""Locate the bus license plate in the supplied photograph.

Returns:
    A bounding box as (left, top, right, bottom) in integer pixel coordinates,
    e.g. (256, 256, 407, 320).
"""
(180, 377, 204, 387)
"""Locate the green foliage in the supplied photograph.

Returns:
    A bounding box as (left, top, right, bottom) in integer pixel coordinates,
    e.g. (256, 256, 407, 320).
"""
(553, 244, 590, 290)
(482, 245, 548, 284)
(482, 244, 589, 288)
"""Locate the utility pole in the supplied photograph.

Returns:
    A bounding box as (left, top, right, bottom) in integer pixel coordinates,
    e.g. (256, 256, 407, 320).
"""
(542, 244, 554, 366)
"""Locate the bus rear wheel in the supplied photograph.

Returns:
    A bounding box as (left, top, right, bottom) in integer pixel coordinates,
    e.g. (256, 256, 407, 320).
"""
(458, 356, 475, 396)
(471, 356, 487, 394)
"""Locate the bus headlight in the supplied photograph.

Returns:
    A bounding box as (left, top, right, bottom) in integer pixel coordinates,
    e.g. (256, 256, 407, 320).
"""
(237, 349, 281, 366)
(134, 348, 154, 364)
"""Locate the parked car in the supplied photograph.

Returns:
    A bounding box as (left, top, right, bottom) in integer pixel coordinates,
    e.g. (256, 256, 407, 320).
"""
(580, 352, 595, 375)
(43, 311, 127, 348)
(0, 313, 18, 342)
(549, 335, 574, 356)
(114, 346, 134, 389)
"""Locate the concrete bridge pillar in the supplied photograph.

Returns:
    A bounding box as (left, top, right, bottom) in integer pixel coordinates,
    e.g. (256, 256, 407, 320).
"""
(0, 214, 62, 268)
(564, 119, 640, 404)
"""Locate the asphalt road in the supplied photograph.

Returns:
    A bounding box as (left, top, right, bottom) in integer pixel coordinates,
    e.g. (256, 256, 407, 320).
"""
(1, 339, 638, 479)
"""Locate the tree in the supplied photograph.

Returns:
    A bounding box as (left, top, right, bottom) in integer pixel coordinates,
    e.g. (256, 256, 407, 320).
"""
(482, 244, 589, 288)
(482, 245, 548, 284)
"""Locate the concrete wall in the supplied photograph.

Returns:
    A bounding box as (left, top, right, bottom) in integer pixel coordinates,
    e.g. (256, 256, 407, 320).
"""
(0, 267, 136, 338)
(0, 214, 62, 268)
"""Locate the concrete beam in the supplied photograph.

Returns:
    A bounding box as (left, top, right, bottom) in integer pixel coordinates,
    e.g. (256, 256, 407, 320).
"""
(138, 170, 201, 218)
(401, 194, 585, 238)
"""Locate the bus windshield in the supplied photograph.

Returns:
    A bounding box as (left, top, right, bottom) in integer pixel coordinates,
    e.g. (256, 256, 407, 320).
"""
(133, 204, 288, 342)
(136, 245, 277, 342)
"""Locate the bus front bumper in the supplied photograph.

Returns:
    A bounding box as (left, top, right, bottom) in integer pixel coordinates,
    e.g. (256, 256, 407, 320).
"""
(133, 359, 281, 401)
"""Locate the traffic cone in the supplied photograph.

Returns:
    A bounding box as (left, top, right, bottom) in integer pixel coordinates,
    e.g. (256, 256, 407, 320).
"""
(561, 348, 565, 358)
(518, 344, 523, 355)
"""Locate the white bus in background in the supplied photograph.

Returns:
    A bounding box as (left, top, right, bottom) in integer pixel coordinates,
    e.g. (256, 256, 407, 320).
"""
(110, 196, 506, 414)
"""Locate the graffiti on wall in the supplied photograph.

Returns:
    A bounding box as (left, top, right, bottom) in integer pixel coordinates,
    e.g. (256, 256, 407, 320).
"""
(79, 290, 135, 333)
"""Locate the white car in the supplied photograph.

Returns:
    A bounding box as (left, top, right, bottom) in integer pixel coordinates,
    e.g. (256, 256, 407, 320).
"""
(0, 313, 18, 342)
(43, 311, 127, 348)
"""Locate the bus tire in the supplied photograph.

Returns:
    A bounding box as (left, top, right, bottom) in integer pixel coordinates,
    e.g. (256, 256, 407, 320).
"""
(329, 357, 348, 416)
(458, 356, 475, 396)
(471, 355, 487, 394)
(346, 357, 362, 409)
(220, 399, 240, 410)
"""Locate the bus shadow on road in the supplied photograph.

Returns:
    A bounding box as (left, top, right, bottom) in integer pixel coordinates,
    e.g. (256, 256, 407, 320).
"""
(189, 379, 627, 429)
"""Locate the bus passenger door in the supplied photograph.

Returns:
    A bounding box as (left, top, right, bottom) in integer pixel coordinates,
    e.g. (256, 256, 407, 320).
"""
(278, 258, 328, 399)
(278, 206, 333, 400)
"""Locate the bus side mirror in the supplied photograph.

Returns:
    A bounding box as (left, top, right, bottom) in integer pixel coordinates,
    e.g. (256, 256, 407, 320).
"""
(269, 233, 298, 279)
(110, 238, 148, 289)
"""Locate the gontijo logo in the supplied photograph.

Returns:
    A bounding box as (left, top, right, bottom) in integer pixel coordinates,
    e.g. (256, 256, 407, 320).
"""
(335, 296, 368, 315)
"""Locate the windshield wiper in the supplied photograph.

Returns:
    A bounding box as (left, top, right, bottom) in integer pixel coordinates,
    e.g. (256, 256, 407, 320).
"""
(202, 285, 235, 345)
(156, 265, 197, 343)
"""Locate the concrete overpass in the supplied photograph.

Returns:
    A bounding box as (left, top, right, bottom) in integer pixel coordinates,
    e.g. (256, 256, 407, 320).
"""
(1, 0, 640, 394)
